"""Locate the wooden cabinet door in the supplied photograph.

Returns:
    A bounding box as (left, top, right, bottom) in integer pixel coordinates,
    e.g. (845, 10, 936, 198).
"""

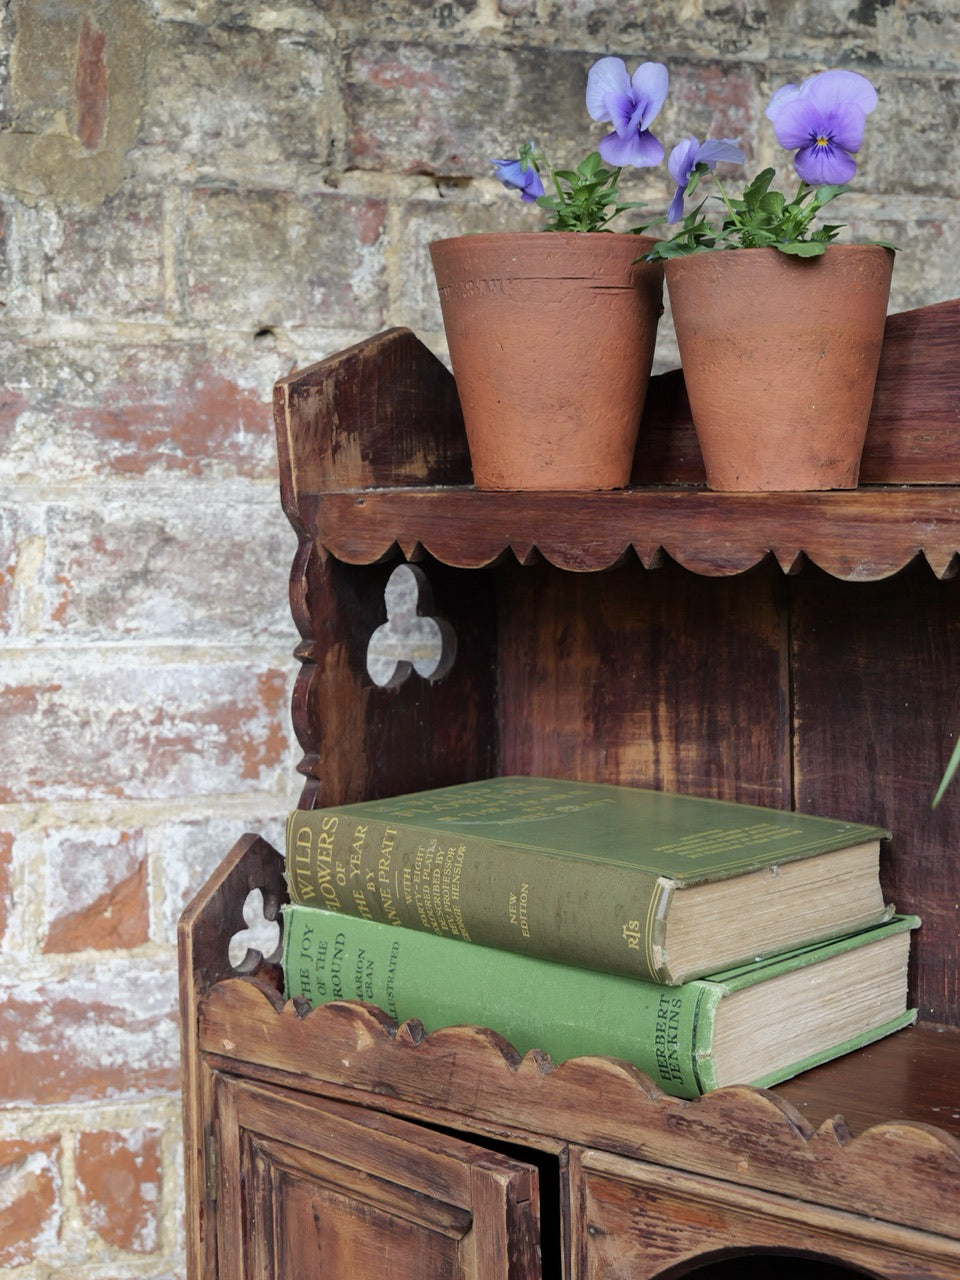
(570, 1147, 960, 1279)
(213, 1075, 542, 1279)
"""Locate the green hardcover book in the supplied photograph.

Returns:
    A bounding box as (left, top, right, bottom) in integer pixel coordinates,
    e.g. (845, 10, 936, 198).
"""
(284, 776, 892, 984)
(281, 905, 918, 1100)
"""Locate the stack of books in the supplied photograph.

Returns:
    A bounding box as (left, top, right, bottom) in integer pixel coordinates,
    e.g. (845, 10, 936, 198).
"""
(279, 776, 918, 1099)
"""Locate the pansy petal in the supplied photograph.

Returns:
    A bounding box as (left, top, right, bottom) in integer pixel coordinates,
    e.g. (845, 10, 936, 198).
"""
(794, 141, 858, 185)
(822, 100, 867, 153)
(770, 96, 826, 150)
(622, 99, 648, 138)
(630, 61, 670, 126)
(605, 90, 641, 134)
(802, 68, 878, 117)
(599, 127, 665, 168)
(667, 186, 687, 223)
(521, 170, 545, 200)
(491, 158, 525, 186)
(766, 82, 802, 121)
(586, 56, 632, 121)
(697, 138, 745, 166)
(668, 136, 700, 185)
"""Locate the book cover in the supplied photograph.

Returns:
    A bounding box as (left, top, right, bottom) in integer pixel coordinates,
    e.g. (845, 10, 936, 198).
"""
(285, 776, 891, 984)
(281, 905, 918, 1100)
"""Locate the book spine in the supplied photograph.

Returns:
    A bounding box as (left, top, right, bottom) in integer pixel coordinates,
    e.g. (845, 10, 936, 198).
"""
(284, 810, 667, 981)
(281, 903, 720, 1099)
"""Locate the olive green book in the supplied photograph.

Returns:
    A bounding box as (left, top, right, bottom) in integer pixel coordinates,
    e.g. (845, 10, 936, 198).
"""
(284, 776, 892, 984)
(281, 905, 918, 1100)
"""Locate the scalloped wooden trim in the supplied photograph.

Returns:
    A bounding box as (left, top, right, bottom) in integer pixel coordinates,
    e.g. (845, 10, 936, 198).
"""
(197, 980, 960, 1239)
(305, 489, 960, 582)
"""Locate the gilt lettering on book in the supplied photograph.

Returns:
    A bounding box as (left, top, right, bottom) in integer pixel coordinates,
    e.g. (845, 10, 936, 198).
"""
(284, 777, 892, 984)
(281, 905, 919, 1100)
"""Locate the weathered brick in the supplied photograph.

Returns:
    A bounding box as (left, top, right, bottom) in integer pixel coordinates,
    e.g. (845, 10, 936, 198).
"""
(762, 0, 960, 69)
(0, 660, 292, 804)
(863, 73, 960, 197)
(0, 3, 11, 126)
(0, 1136, 61, 1267)
(305, 0, 477, 18)
(135, 19, 340, 185)
(0, 961, 179, 1106)
(29, 492, 292, 643)
(182, 186, 390, 331)
(44, 826, 149, 954)
(75, 1127, 162, 1253)
(888, 5, 960, 68)
(75, 15, 109, 151)
(40, 188, 166, 320)
(0, 0, 148, 207)
(342, 44, 764, 198)
(344, 43, 595, 176)
(0, 373, 32, 463)
(0, 337, 280, 483)
(0, 503, 21, 637)
(0, 199, 8, 306)
(0, 830, 11, 947)
(154, 810, 287, 946)
(538, 0, 770, 56)
(498, 0, 537, 18)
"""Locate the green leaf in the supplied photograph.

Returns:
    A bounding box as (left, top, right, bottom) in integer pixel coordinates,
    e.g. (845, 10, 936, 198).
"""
(812, 183, 848, 206)
(933, 736, 960, 807)
(577, 151, 603, 179)
(741, 168, 776, 205)
(776, 240, 828, 256)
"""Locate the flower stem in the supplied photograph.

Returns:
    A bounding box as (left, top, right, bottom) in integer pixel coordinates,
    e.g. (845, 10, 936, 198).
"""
(711, 174, 742, 228)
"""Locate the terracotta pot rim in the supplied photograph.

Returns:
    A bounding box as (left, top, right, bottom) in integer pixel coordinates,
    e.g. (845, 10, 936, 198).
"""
(430, 231, 663, 283)
(664, 242, 895, 274)
(431, 230, 658, 247)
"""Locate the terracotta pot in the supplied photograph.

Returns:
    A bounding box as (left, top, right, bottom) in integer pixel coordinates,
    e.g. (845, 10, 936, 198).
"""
(430, 232, 664, 490)
(665, 244, 895, 491)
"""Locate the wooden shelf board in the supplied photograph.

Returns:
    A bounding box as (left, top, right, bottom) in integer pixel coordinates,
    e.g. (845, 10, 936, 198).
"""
(773, 1021, 960, 1136)
(302, 486, 960, 580)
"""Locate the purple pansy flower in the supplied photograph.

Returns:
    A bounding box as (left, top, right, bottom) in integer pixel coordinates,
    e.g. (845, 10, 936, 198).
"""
(667, 136, 744, 222)
(491, 157, 545, 202)
(765, 69, 878, 185)
(585, 56, 669, 168)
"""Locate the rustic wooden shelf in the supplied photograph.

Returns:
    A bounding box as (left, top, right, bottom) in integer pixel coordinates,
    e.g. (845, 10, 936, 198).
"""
(302, 485, 960, 579)
(182, 306, 960, 1277)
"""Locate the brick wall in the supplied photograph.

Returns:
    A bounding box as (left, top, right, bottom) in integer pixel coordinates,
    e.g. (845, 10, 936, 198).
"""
(0, 1, 957, 1274)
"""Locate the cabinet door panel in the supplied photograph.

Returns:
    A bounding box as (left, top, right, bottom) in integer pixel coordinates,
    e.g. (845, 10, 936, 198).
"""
(570, 1147, 960, 1279)
(214, 1075, 541, 1280)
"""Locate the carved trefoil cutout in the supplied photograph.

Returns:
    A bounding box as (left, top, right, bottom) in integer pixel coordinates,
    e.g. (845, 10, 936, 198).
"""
(366, 564, 457, 689)
(228, 887, 283, 973)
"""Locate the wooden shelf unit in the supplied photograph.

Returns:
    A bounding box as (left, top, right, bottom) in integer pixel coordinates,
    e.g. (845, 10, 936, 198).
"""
(180, 315, 960, 1278)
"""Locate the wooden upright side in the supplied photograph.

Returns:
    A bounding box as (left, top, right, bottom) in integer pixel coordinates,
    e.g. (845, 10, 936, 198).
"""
(274, 328, 498, 808)
(273, 326, 471, 515)
(178, 834, 288, 1280)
